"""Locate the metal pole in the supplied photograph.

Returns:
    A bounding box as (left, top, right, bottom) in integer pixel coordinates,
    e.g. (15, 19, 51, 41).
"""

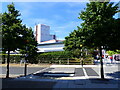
(24, 46, 28, 76)
(100, 46, 104, 79)
(24, 63, 27, 76)
(81, 49, 83, 67)
(82, 59, 83, 67)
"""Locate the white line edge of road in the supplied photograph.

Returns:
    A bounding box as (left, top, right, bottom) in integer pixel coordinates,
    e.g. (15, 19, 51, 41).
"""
(50, 65, 99, 68)
(33, 67, 50, 74)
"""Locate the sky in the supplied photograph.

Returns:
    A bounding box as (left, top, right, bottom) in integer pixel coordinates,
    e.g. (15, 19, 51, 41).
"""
(2, 1, 120, 40)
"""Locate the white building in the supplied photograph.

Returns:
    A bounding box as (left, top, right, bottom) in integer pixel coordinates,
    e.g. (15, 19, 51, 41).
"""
(34, 24, 56, 44)
(34, 24, 64, 52)
(37, 41, 64, 52)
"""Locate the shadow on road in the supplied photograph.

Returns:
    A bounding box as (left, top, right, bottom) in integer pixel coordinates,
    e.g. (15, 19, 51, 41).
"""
(106, 71, 120, 79)
(1, 77, 119, 89)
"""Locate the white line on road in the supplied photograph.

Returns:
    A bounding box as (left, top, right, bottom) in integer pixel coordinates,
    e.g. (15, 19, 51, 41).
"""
(33, 67, 50, 74)
(82, 67, 89, 79)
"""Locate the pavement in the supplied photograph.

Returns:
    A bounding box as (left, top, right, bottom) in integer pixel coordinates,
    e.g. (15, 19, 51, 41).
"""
(1, 63, 120, 89)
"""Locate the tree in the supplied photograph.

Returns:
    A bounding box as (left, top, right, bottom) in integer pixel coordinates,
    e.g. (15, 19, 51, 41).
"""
(64, 28, 89, 65)
(64, 1, 119, 79)
(78, 1, 120, 79)
(19, 26, 38, 64)
(2, 3, 23, 78)
(64, 28, 83, 51)
(2, 3, 38, 78)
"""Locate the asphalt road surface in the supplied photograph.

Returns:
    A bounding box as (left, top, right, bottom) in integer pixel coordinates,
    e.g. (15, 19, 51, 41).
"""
(1, 66, 47, 76)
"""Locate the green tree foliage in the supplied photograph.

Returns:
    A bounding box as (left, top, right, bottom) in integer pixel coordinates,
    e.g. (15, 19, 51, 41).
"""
(2, 3, 23, 78)
(2, 3, 37, 78)
(19, 26, 38, 64)
(107, 18, 120, 50)
(64, 29, 83, 51)
(2, 3, 23, 51)
(79, 1, 120, 79)
(107, 50, 120, 56)
(64, 1, 120, 79)
(79, 1, 120, 49)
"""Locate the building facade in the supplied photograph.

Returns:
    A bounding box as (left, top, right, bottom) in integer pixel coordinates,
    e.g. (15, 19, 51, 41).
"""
(34, 24, 64, 52)
(37, 41, 64, 52)
(34, 24, 56, 44)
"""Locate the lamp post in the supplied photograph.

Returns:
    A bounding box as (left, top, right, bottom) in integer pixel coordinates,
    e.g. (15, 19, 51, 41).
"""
(24, 40, 29, 76)
(99, 46, 104, 79)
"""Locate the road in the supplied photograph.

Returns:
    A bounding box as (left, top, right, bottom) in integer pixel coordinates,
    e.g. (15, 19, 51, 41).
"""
(1, 65, 120, 89)
(1, 66, 47, 76)
(1, 63, 119, 78)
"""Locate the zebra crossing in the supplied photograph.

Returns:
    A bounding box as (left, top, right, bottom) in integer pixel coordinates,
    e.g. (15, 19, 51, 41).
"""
(32, 67, 99, 78)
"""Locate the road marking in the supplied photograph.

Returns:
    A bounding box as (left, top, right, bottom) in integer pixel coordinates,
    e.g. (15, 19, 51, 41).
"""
(33, 67, 50, 74)
(82, 67, 89, 79)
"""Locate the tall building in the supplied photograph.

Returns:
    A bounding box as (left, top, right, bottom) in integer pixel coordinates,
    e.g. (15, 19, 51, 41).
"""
(34, 24, 56, 44)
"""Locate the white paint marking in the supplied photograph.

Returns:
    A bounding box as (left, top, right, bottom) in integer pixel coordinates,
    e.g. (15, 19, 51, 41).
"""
(33, 67, 49, 74)
(82, 67, 89, 79)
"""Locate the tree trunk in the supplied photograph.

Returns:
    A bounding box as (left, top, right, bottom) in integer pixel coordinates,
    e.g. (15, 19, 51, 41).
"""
(2, 51, 6, 64)
(99, 46, 104, 79)
(6, 50, 10, 78)
(2, 54, 6, 64)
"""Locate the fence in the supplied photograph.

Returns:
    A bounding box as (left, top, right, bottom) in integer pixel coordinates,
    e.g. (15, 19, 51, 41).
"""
(0, 54, 94, 65)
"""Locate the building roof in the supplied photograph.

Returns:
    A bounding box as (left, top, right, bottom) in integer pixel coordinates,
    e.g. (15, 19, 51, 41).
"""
(38, 40, 64, 46)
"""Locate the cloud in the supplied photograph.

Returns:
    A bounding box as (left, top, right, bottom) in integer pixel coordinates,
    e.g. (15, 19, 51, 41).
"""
(31, 18, 51, 25)
(50, 20, 83, 39)
(25, 18, 56, 28)
(14, 2, 33, 18)
(22, 16, 83, 40)
(67, 2, 88, 7)
(53, 15, 63, 20)
(28, 18, 82, 40)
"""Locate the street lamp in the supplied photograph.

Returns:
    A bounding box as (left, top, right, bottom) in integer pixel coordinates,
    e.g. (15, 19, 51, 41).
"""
(19, 34, 29, 76)
(24, 40, 29, 76)
(24, 48, 28, 76)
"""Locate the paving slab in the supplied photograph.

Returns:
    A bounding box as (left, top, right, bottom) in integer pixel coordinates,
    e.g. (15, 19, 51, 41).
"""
(2, 80, 57, 88)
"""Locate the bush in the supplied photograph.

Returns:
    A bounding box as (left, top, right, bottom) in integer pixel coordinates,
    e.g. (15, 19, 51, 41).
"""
(37, 51, 72, 64)
(107, 50, 120, 56)
(1, 54, 22, 63)
(36, 51, 94, 65)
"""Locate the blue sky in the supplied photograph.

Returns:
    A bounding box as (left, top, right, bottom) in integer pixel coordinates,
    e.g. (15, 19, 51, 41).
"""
(2, 1, 119, 40)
